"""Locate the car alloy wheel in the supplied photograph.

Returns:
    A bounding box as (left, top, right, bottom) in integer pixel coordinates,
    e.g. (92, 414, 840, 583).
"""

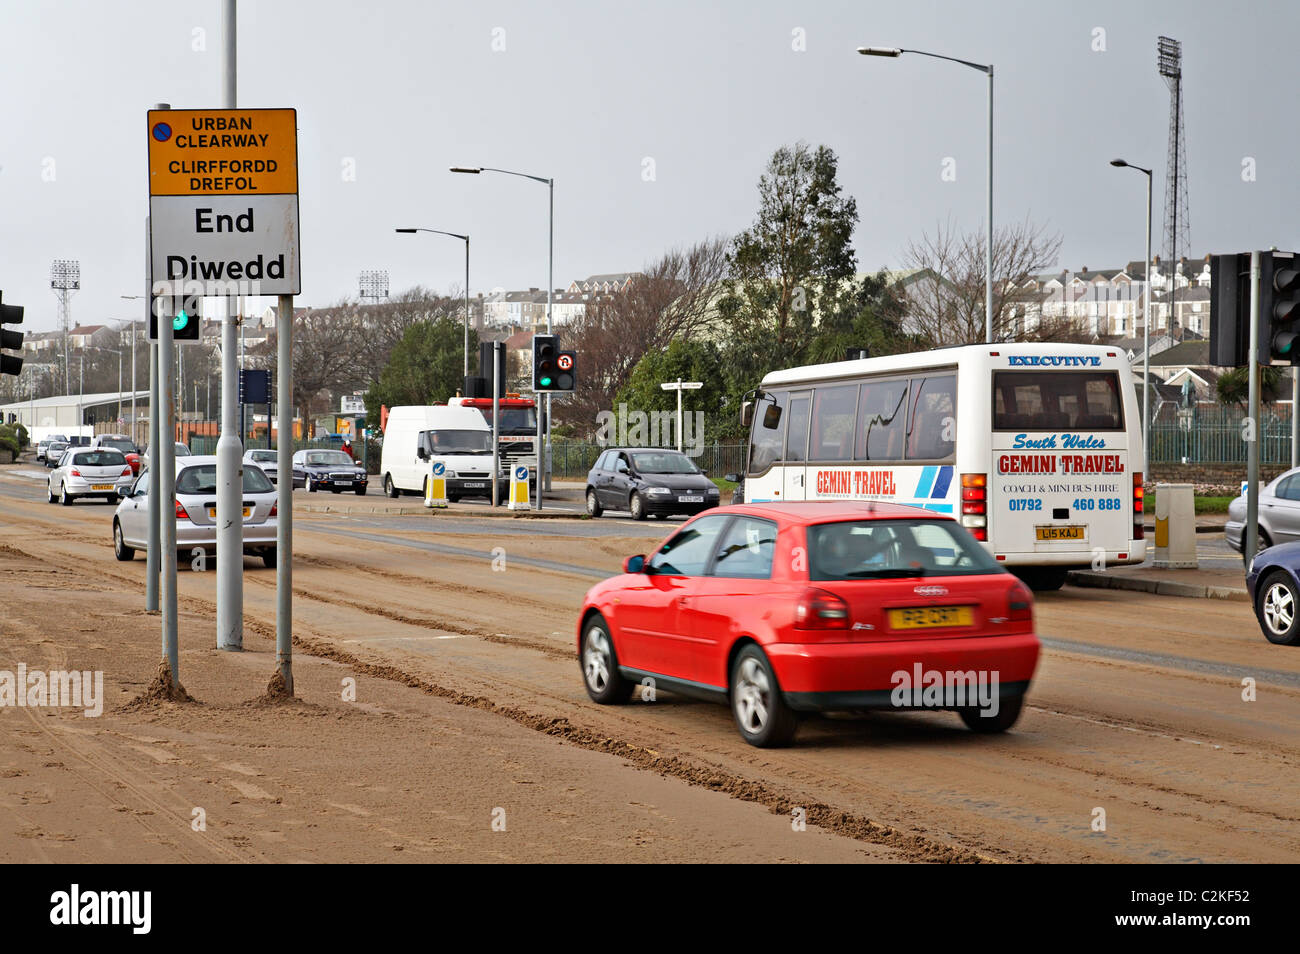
(384, 474, 398, 498)
(730, 645, 797, 747)
(60, 483, 73, 506)
(307, 476, 316, 492)
(586, 489, 603, 517)
(113, 521, 135, 561)
(580, 616, 630, 704)
(47, 484, 56, 504)
(630, 492, 646, 521)
(1259, 571, 1300, 645)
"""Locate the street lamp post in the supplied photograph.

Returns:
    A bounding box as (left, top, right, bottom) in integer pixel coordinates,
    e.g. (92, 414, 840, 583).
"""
(451, 165, 555, 508)
(660, 379, 704, 454)
(1110, 159, 1153, 480)
(858, 46, 994, 343)
(394, 228, 471, 377)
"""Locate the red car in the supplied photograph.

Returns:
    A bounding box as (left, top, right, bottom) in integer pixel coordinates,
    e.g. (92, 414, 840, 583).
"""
(577, 502, 1039, 747)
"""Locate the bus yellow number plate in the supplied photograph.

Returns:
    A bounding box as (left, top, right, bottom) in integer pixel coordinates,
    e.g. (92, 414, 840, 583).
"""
(1036, 525, 1085, 541)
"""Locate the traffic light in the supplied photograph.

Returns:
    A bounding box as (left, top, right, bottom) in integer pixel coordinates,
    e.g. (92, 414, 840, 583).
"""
(149, 291, 202, 343)
(0, 292, 23, 377)
(1264, 251, 1300, 364)
(1210, 253, 1249, 367)
(556, 350, 576, 391)
(532, 334, 558, 391)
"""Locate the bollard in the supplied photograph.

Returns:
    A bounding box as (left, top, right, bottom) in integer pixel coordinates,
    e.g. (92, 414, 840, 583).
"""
(507, 464, 531, 511)
(424, 458, 448, 508)
(1153, 482, 1197, 568)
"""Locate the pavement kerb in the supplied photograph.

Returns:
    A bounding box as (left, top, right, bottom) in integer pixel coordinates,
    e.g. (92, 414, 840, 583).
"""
(1067, 569, 1248, 602)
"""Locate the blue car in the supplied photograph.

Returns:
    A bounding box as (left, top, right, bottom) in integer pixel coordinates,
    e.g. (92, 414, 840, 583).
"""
(1246, 542, 1300, 645)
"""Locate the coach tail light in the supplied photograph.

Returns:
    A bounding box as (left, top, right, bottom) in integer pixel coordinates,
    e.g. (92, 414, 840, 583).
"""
(961, 473, 988, 542)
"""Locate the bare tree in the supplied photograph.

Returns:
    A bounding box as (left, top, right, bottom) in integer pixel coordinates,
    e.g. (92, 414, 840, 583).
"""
(901, 216, 1063, 346)
(562, 236, 729, 433)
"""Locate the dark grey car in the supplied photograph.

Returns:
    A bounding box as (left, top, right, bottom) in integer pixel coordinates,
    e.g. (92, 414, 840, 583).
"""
(585, 447, 720, 520)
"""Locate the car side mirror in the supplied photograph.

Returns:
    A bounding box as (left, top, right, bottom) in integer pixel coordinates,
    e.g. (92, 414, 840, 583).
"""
(417, 447, 429, 460)
(724, 473, 740, 483)
(623, 554, 646, 574)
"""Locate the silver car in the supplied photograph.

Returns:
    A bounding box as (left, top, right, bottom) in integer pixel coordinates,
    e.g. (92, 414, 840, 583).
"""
(243, 447, 282, 484)
(112, 454, 280, 567)
(1226, 467, 1300, 561)
(47, 448, 134, 505)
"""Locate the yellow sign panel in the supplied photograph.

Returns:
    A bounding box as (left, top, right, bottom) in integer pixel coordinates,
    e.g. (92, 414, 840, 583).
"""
(148, 108, 298, 196)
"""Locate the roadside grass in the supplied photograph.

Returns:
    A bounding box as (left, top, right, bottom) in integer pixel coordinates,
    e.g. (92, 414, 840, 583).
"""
(1194, 495, 1234, 514)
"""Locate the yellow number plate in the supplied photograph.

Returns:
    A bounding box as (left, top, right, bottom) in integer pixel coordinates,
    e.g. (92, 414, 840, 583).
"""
(1036, 525, 1085, 541)
(887, 606, 974, 630)
(92, 484, 114, 491)
(208, 507, 252, 518)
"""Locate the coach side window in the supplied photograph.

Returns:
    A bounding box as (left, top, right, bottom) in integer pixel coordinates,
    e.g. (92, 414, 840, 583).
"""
(809, 385, 858, 462)
(906, 374, 957, 461)
(855, 378, 909, 462)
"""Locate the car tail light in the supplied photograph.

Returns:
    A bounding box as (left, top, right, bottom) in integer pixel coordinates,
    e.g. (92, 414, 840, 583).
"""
(1133, 471, 1144, 540)
(269, 501, 277, 517)
(121, 467, 133, 477)
(175, 500, 189, 519)
(961, 473, 988, 541)
(70, 468, 81, 477)
(795, 587, 850, 630)
(1008, 580, 1033, 622)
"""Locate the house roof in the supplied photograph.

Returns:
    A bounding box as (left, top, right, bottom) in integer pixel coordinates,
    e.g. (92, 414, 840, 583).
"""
(1148, 340, 1211, 367)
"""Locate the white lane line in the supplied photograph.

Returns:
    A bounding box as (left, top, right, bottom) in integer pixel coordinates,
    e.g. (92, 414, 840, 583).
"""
(1028, 705, 1223, 748)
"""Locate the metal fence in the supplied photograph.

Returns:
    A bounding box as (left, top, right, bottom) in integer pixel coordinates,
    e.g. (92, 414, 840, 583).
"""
(1148, 407, 1294, 466)
(548, 441, 748, 479)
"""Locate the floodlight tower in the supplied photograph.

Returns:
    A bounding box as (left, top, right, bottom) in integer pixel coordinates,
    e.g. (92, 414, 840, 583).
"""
(50, 259, 80, 395)
(1158, 37, 1190, 342)
(359, 269, 390, 302)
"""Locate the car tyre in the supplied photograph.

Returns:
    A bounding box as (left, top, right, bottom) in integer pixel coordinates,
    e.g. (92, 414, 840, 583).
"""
(1256, 570, 1300, 645)
(959, 692, 1025, 733)
(586, 489, 603, 517)
(307, 475, 317, 493)
(384, 474, 398, 499)
(262, 548, 278, 569)
(730, 644, 798, 748)
(113, 521, 135, 561)
(630, 492, 647, 521)
(1018, 567, 1068, 591)
(60, 483, 73, 506)
(580, 614, 632, 704)
(330, 487, 341, 494)
(356, 485, 366, 496)
(47, 485, 56, 504)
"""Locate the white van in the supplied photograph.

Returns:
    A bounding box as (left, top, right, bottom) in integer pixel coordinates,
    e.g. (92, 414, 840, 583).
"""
(379, 405, 505, 501)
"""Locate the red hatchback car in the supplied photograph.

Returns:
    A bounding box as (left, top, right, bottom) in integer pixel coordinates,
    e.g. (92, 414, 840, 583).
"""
(577, 502, 1040, 747)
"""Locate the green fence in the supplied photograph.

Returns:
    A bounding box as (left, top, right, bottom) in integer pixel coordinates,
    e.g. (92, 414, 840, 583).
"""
(1147, 407, 1294, 466)
(546, 441, 748, 479)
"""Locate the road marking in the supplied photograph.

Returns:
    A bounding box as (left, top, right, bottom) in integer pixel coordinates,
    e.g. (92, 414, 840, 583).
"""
(1028, 705, 1222, 748)
(1040, 636, 1300, 689)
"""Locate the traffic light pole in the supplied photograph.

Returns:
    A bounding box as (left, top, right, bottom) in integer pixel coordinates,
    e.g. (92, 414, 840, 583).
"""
(160, 296, 179, 681)
(1246, 251, 1261, 564)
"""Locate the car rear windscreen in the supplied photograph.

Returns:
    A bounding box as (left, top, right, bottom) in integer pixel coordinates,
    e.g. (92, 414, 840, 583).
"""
(73, 451, 125, 467)
(808, 518, 1002, 580)
(177, 464, 275, 494)
(993, 370, 1124, 431)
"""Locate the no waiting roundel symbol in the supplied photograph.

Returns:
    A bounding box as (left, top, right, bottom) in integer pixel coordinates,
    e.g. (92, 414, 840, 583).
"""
(557, 353, 573, 371)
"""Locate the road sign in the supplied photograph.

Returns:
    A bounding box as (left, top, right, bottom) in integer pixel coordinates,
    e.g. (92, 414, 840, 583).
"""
(340, 395, 365, 414)
(147, 108, 301, 297)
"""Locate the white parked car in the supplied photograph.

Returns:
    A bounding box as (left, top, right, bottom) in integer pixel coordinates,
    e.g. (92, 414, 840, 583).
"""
(112, 455, 280, 567)
(47, 448, 134, 505)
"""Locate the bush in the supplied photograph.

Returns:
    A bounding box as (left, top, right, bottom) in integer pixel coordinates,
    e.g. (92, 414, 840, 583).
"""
(0, 434, 18, 462)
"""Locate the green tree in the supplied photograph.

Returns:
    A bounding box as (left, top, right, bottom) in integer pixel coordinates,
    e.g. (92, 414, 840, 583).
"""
(613, 338, 733, 443)
(366, 317, 475, 423)
(718, 142, 860, 362)
(1217, 365, 1283, 406)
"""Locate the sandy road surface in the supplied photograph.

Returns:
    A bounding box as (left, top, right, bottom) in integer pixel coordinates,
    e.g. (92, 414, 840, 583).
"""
(1, 468, 1297, 863)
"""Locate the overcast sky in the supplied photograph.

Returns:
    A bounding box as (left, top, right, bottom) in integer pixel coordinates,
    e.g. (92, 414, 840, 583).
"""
(3, 0, 1298, 333)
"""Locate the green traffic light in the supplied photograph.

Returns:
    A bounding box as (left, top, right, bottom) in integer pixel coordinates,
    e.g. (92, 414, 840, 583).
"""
(174, 310, 190, 332)
(539, 376, 553, 387)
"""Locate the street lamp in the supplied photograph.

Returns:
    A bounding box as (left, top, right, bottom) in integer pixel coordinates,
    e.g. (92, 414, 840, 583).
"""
(452, 164, 556, 508)
(858, 45, 995, 343)
(395, 228, 471, 376)
(1110, 158, 1153, 480)
(120, 296, 143, 442)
